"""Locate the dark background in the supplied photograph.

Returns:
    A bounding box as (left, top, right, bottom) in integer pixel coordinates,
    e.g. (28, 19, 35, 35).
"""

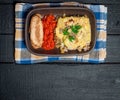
(0, 0, 120, 100)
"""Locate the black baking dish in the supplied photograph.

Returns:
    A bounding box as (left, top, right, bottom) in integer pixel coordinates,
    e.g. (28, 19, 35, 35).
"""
(25, 7, 96, 56)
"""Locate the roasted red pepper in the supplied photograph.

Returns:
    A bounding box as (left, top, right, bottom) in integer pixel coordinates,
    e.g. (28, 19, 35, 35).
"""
(42, 14, 56, 50)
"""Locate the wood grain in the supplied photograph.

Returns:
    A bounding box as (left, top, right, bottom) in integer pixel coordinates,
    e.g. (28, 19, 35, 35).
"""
(5, 0, 120, 4)
(0, 0, 13, 4)
(0, 5, 14, 34)
(107, 5, 120, 34)
(0, 64, 120, 100)
(0, 35, 14, 62)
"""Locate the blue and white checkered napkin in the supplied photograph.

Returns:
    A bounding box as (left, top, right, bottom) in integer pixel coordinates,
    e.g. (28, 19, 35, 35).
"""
(15, 2, 107, 64)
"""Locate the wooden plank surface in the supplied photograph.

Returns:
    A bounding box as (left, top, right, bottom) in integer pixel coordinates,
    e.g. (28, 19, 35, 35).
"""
(0, 0, 13, 4)
(106, 35, 120, 63)
(0, 35, 120, 63)
(0, 0, 119, 4)
(0, 64, 120, 100)
(107, 5, 120, 34)
(0, 5, 14, 34)
(0, 35, 14, 62)
(4, 0, 120, 4)
(0, 0, 120, 100)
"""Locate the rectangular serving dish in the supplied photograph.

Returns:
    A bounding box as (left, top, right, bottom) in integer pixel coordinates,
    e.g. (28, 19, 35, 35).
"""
(25, 7, 96, 56)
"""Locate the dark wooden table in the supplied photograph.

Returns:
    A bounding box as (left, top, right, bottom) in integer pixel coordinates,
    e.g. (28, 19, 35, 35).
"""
(0, 0, 120, 100)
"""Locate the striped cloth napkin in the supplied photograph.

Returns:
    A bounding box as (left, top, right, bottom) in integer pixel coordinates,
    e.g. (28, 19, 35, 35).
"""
(15, 2, 107, 64)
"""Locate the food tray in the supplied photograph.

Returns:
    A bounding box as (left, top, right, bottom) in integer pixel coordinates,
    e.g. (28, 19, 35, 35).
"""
(25, 7, 96, 56)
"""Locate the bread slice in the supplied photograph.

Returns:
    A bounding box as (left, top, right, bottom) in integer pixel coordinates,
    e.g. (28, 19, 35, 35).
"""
(30, 14, 43, 49)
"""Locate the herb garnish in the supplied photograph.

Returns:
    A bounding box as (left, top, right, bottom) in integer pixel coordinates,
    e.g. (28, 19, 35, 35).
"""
(63, 27, 69, 35)
(71, 24, 82, 34)
(69, 36, 75, 42)
(62, 24, 82, 42)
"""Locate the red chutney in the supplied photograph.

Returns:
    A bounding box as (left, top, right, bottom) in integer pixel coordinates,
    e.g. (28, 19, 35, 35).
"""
(42, 14, 57, 50)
